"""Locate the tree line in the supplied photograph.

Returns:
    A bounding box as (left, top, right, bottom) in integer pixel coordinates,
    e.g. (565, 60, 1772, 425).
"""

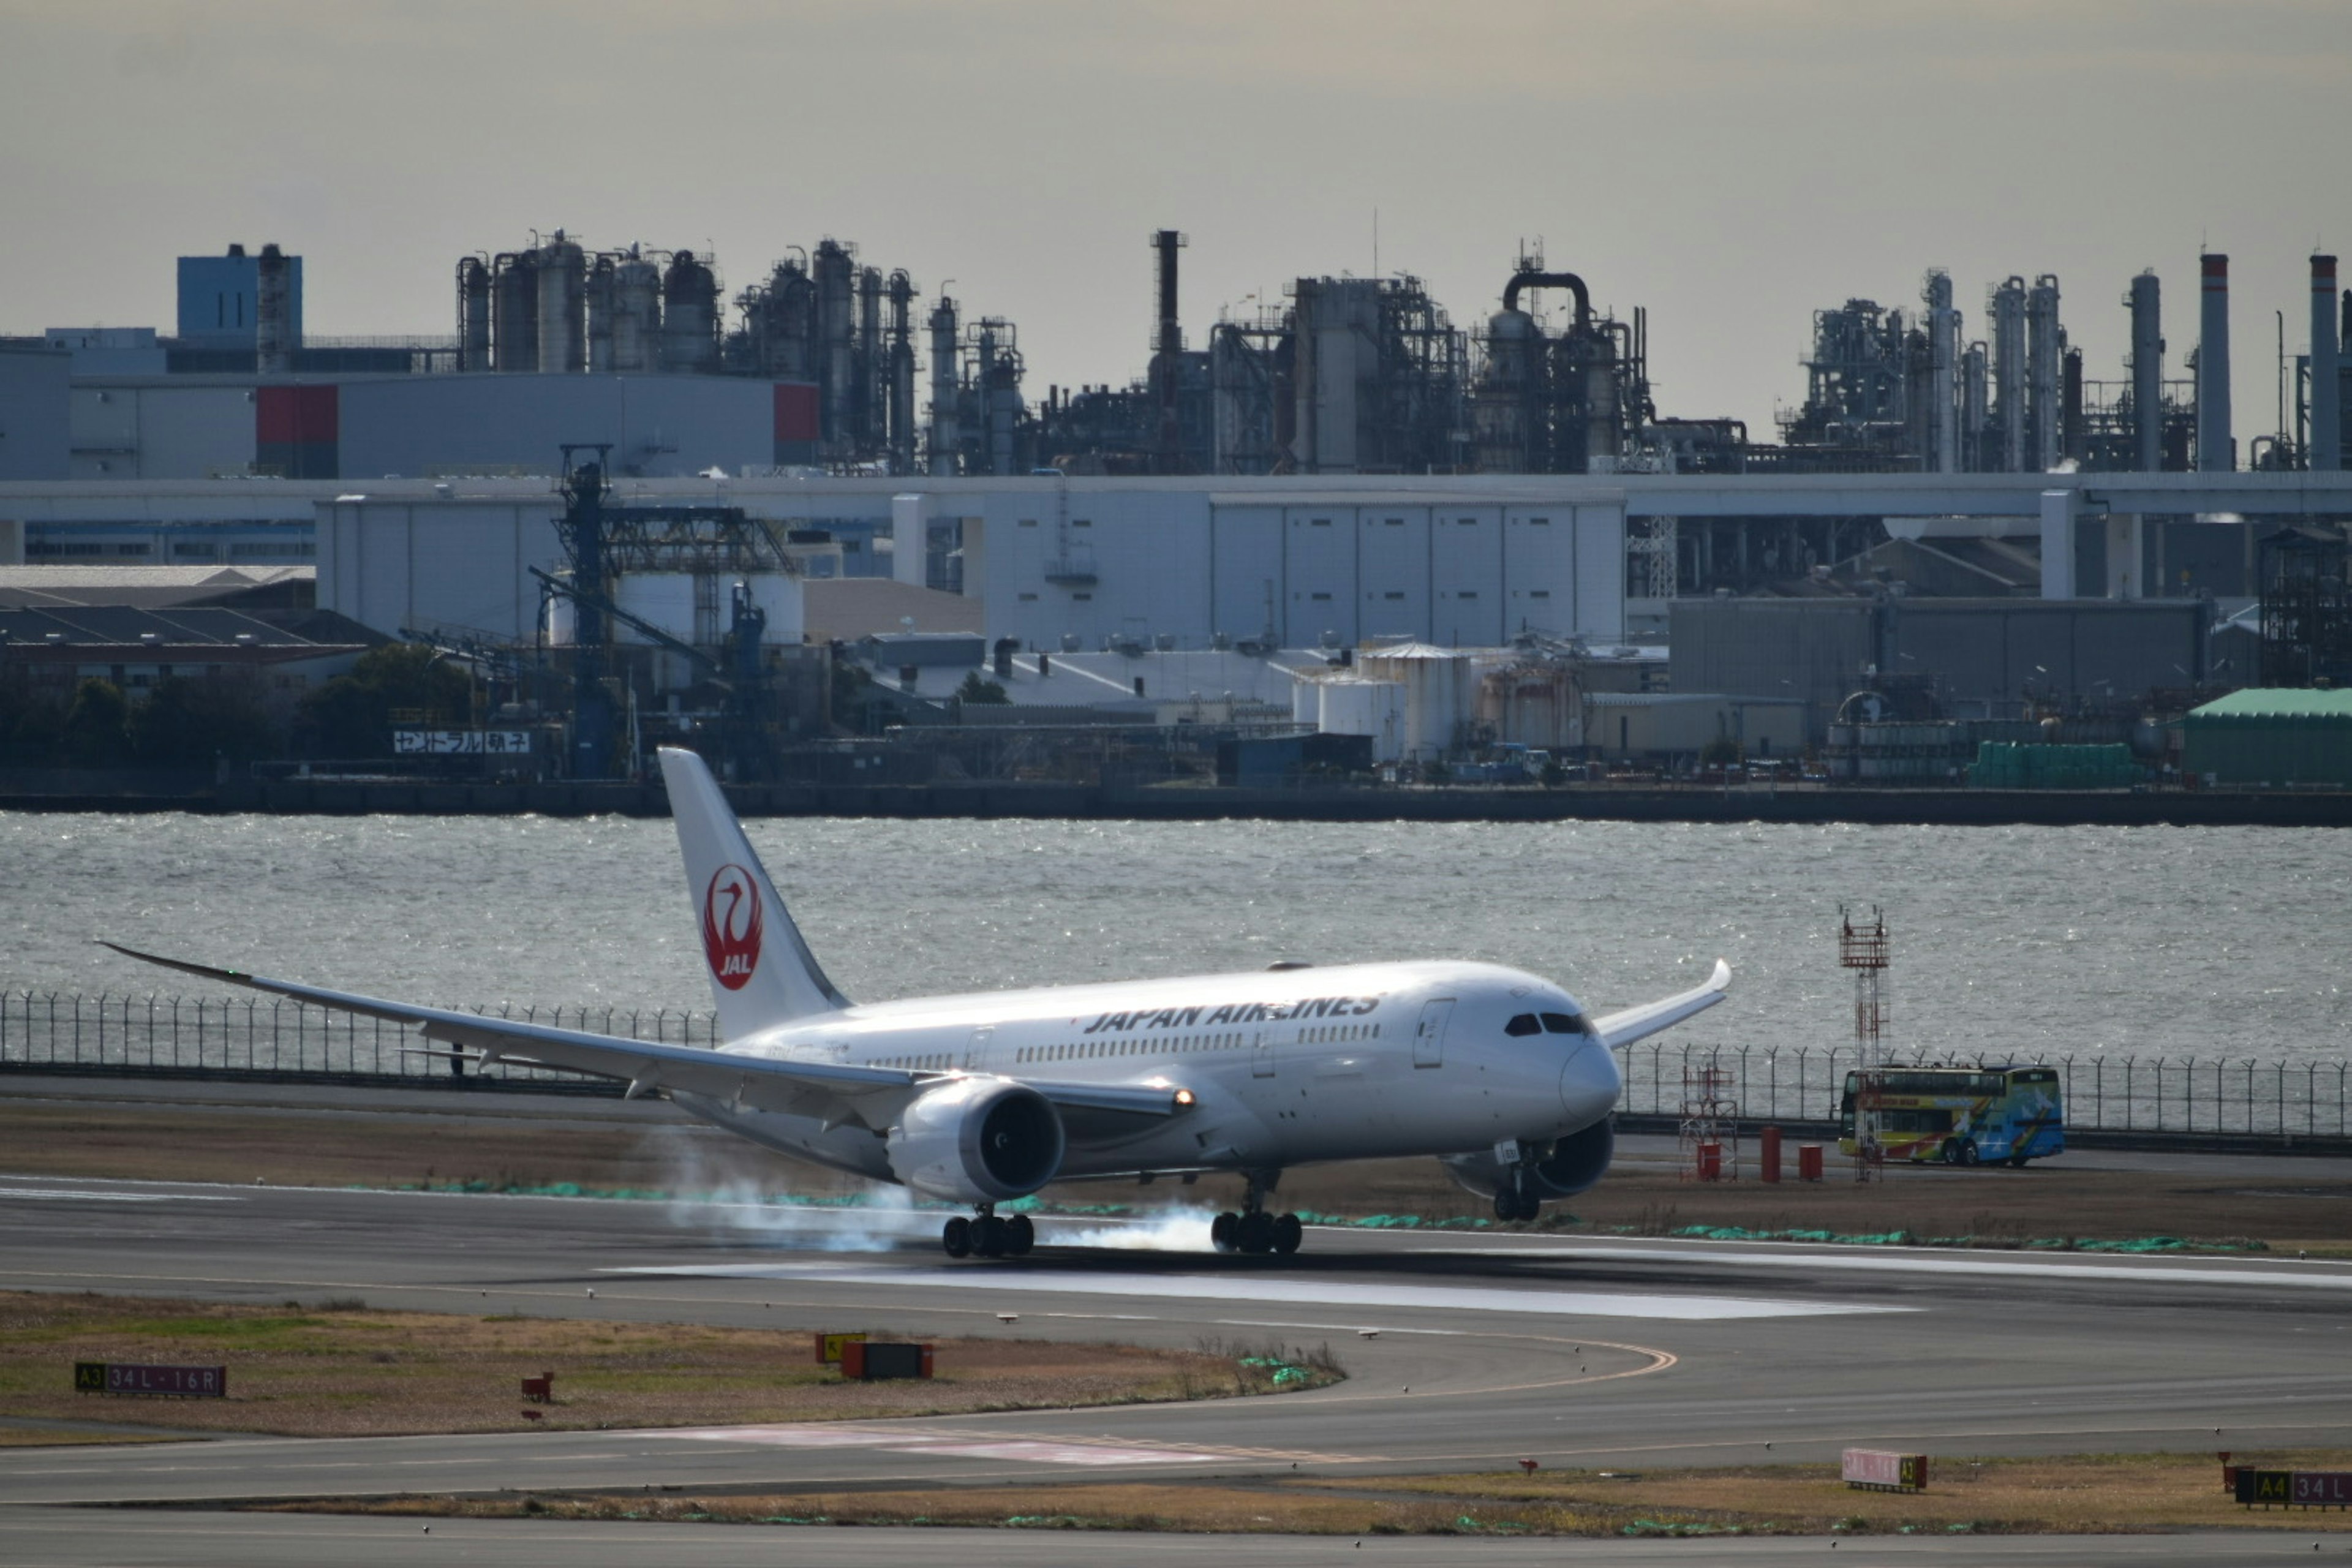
(0, 644, 478, 769)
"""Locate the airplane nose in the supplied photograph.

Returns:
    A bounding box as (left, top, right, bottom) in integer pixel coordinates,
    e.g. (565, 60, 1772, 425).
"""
(1559, 1041, 1621, 1125)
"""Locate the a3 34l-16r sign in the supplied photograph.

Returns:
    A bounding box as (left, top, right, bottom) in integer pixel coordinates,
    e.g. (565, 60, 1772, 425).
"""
(74, 1362, 227, 1397)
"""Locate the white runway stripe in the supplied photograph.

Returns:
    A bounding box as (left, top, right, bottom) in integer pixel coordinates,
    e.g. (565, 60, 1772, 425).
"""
(606, 1262, 1908, 1321)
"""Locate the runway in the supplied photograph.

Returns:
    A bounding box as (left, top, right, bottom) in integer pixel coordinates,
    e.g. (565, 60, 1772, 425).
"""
(2, 1172, 2350, 1561)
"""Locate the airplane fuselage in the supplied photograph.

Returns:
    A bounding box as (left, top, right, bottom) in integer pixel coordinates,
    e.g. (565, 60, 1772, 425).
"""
(674, 959, 1621, 1185)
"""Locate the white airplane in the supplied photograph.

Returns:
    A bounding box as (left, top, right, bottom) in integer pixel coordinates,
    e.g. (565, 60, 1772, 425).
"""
(111, 746, 1730, 1260)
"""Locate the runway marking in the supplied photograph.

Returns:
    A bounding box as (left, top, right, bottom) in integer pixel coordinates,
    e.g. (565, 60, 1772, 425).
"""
(0, 1185, 241, 1204)
(650, 1423, 1319, 1466)
(1475, 1243, 2352, 1291)
(892, 1441, 1218, 1466)
(605, 1263, 1909, 1322)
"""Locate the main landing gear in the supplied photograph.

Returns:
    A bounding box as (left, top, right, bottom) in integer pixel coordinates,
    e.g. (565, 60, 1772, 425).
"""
(942, 1205, 1034, 1259)
(1492, 1161, 1544, 1224)
(1212, 1170, 1303, 1256)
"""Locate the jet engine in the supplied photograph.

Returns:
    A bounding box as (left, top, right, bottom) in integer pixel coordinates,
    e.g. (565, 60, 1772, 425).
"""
(1441, 1118, 1614, 1201)
(886, 1077, 1066, 1204)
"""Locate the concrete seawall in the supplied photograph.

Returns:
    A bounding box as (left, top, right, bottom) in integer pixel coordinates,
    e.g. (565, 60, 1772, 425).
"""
(2, 776, 2349, 826)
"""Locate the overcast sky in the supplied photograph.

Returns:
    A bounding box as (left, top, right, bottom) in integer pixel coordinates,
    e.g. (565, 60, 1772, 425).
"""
(6, 0, 2346, 442)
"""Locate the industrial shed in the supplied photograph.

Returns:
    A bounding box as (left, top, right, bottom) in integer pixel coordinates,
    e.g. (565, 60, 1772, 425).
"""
(2180, 689, 2352, 788)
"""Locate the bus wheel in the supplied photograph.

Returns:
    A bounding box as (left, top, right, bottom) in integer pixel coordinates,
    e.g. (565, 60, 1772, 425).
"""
(1956, 1139, 1980, 1167)
(1940, 1139, 1962, 1166)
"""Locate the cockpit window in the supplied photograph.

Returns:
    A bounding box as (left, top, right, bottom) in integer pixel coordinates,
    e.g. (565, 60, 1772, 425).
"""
(1540, 1012, 1586, 1035)
(1504, 1013, 1542, 1037)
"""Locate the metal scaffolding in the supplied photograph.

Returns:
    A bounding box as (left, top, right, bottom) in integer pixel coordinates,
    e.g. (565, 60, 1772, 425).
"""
(1841, 905, 1890, 1183)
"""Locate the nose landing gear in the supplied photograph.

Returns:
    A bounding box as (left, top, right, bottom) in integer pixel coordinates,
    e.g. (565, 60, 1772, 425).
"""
(1212, 1170, 1303, 1256)
(941, 1205, 1035, 1259)
(1493, 1157, 1545, 1223)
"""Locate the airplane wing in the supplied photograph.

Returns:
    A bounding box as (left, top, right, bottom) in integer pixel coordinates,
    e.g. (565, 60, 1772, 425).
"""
(100, 943, 1190, 1132)
(1591, 958, 1731, 1051)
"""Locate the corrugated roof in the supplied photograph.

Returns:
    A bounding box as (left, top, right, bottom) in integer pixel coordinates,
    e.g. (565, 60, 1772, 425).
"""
(2187, 688, 2352, 721)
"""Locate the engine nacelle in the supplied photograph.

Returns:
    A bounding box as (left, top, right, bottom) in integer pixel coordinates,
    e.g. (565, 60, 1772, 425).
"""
(1441, 1118, 1615, 1202)
(886, 1077, 1066, 1204)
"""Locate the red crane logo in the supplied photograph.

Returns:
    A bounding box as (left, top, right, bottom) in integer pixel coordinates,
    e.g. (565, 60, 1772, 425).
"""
(701, 864, 764, 990)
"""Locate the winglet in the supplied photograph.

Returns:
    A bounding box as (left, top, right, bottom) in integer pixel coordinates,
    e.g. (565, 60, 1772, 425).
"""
(658, 746, 848, 1041)
(1591, 958, 1732, 1052)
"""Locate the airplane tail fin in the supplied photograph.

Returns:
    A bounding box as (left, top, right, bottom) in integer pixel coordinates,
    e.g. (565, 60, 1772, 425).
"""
(658, 746, 848, 1040)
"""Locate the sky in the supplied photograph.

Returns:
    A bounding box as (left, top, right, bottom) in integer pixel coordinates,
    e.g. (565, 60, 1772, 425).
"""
(4, 0, 2347, 442)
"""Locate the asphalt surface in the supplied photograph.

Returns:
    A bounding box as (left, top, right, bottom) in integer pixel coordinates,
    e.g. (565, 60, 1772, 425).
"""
(3, 1165, 2352, 1564)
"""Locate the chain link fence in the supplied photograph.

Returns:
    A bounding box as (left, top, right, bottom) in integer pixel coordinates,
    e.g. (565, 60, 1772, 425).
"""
(1614, 1041, 2352, 1142)
(5, 990, 2348, 1144)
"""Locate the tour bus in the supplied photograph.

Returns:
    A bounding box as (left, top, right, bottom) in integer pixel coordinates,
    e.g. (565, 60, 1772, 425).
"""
(1837, 1064, 2064, 1166)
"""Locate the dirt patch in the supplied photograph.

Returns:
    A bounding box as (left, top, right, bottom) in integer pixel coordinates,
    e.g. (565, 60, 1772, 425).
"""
(0, 1290, 1338, 1440)
(249, 1451, 2352, 1536)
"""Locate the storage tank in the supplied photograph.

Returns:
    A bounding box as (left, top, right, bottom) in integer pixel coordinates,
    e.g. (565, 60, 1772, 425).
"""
(492, 251, 539, 373)
(613, 573, 698, 646)
(612, 253, 662, 374)
(662, 251, 719, 375)
(1290, 670, 1323, 725)
(1319, 679, 1406, 764)
(585, 254, 619, 373)
(1359, 646, 1469, 759)
(741, 573, 805, 646)
(535, 233, 586, 374)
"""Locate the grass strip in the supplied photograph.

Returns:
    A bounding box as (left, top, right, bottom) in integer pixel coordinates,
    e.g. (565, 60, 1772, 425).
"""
(0, 1290, 1340, 1441)
(249, 1452, 2352, 1536)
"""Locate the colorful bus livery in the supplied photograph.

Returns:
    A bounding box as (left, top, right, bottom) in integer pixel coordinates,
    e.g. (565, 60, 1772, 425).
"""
(1838, 1065, 2064, 1166)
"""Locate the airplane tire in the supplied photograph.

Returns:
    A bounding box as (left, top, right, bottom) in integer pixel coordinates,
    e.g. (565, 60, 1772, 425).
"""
(942, 1216, 973, 1259)
(1211, 1212, 1240, 1253)
(1005, 1213, 1035, 1257)
(1272, 1212, 1303, 1254)
(1494, 1191, 1519, 1222)
(1237, 1211, 1276, 1254)
(975, 1215, 1009, 1257)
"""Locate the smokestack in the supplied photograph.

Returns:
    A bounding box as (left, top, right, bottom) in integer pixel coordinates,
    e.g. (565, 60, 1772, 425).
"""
(2128, 271, 2162, 472)
(1153, 230, 1187, 473)
(2197, 254, 2232, 471)
(2313, 255, 2340, 472)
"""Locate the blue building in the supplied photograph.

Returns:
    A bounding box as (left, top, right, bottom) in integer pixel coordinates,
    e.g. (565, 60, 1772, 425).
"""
(176, 244, 303, 348)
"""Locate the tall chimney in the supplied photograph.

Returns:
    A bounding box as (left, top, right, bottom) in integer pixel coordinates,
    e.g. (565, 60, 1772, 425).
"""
(2128, 271, 2163, 472)
(1153, 230, 1186, 473)
(2313, 254, 2340, 471)
(2197, 254, 2232, 471)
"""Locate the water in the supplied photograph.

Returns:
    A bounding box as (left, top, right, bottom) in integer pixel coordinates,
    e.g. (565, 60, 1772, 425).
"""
(3, 813, 2346, 1070)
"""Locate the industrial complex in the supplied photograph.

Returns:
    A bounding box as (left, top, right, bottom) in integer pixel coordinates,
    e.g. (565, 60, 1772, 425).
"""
(2, 231, 2349, 796)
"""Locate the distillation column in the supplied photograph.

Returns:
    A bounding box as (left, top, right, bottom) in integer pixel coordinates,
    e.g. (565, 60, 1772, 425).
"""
(1924, 270, 1959, 473)
(2027, 275, 2062, 470)
(1991, 278, 2026, 471)
(927, 295, 960, 476)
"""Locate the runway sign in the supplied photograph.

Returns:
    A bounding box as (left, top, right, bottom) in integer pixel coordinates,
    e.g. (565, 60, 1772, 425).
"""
(74, 1362, 225, 1397)
(2236, 1469, 2352, 1508)
(814, 1331, 867, 1365)
(1842, 1448, 1927, 1491)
